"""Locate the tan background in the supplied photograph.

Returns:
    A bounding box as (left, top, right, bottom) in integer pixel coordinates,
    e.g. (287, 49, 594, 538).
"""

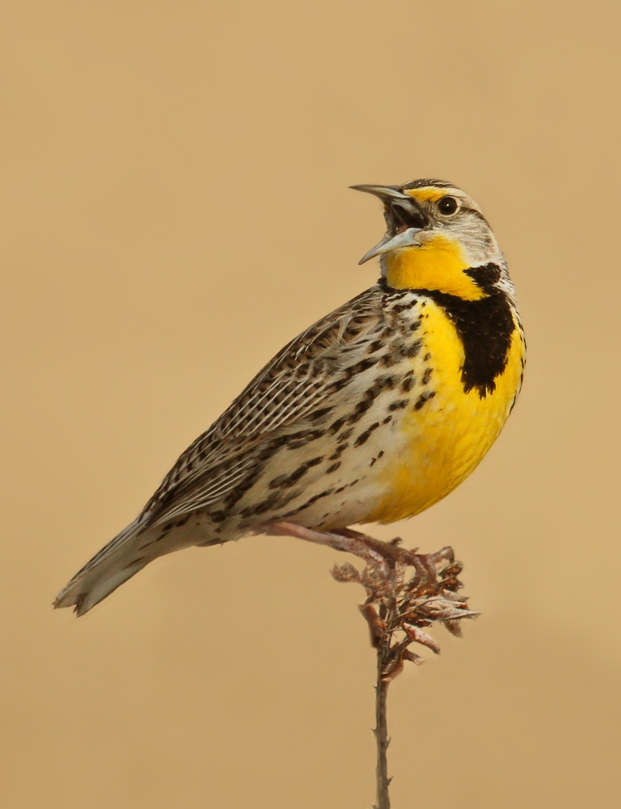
(1, 1, 620, 807)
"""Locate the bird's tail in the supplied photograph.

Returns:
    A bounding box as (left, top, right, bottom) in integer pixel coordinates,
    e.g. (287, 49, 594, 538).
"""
(54, 519, 156, 616)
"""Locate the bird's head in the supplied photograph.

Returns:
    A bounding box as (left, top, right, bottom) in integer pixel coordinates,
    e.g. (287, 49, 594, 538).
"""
(352, 179, 505, 300)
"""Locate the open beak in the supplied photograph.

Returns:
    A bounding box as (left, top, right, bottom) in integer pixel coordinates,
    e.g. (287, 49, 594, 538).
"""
(351, 184, 429, 265)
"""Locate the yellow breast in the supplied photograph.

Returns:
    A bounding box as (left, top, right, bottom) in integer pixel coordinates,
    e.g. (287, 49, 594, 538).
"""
(366, 300, 525, 524)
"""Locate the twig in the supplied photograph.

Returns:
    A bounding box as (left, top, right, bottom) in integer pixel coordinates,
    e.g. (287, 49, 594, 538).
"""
(264, 522, 479, 808)
(374, 669, 391, 809)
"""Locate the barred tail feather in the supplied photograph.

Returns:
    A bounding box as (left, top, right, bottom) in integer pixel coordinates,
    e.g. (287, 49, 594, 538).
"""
(54, 519, 155, 616)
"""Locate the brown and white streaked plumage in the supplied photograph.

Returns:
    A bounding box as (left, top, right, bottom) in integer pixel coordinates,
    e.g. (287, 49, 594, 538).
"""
(55, 179, 525, 616)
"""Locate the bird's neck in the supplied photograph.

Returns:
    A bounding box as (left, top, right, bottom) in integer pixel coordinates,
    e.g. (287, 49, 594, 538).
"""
(381, 234, 485, 301)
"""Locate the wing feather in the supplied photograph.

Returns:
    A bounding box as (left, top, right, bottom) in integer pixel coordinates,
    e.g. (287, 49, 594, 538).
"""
(140, 285, 385, 528)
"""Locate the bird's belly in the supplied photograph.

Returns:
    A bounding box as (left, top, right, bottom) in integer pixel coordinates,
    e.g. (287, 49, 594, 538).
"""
(365, 304, 525, 524)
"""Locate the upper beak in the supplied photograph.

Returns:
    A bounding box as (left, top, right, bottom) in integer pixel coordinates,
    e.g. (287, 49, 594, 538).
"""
(351, 184, 428, 265)
(350, 184, 410, 201)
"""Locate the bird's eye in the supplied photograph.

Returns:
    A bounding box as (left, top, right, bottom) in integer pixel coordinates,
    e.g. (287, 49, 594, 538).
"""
(438, 196, 459, 215)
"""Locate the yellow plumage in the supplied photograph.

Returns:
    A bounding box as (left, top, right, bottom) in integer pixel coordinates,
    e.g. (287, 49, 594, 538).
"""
(368, 303, 525, 523)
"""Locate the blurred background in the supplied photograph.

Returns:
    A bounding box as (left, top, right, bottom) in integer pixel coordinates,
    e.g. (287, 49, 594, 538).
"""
(1, 1, 620, 807)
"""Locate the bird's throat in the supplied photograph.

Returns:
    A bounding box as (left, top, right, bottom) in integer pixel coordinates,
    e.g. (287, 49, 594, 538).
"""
(383, 234, 485, 301)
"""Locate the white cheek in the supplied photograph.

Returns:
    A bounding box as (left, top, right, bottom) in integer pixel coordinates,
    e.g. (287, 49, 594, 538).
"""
(460, 227, 500, 266)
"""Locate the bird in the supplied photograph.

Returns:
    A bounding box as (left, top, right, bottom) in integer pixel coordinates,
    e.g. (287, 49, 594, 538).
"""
(54, 179, 525, 616)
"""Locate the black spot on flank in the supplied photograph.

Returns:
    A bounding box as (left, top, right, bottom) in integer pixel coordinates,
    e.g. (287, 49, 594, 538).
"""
(285, 429, 325, 449)
(331, 356, 380, 391)
(329, 378, 348, 394)
(329, 416, 347, 435)
(124, 555, 146, 570)
(337, 427, 354, 441)
(213, 428, 319, 513)
(388, 399, 409, 411)
(334, 478, 359, 494)
(390, 340, 408, 358)
(380, 352, 399, 368)
(367, 339, 384, 354)
(401, 373, 415, 393)
(269, 456, 324, 489)
(370, 450, 384, 468)
(391, 300, 418, 313)
(350, 393, 378, 420)
(382, 416, 393, 425)
(422, 367, 433, 385)
(414, 390, 436, 410)
(409, 320, 422, 333)
(406, 338, 423, 358)
(354, 422, 381, 447)
(240, 492, 282, 519)
(329, 443, 349, 460)
(285, 488, 336, 516)
(424, 352, 432, 361)
(307, 407, 333, 422)
(268, 434, 293, 450)
(383, 374, 398, 389)
(346, 376, 392, 425)
(341, 325, 362, 341)
(326, 462, 341, 474)
(175, 516, 190, 528)
(349, 356, 381, 375)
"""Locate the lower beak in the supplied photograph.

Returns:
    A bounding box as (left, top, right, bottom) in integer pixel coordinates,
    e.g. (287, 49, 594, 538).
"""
(357, 228, 422, 265)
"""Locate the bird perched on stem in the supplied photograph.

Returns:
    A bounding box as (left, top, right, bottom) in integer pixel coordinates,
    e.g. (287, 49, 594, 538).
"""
(55, 179, 525, 616)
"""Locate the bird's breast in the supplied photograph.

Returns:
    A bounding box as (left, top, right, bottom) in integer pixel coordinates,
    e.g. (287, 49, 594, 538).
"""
(366, 297, 525, 524)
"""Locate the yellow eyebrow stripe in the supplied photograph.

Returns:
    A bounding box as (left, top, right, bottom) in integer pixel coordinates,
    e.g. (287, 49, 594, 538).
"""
(406, 188, 447, 203)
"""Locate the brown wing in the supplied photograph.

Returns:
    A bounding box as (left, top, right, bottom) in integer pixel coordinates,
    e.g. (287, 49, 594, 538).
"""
(138, 285, 386, 527)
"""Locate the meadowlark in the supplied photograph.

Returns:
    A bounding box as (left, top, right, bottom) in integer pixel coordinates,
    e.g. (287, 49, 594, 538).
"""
(55, 179, 525, 616)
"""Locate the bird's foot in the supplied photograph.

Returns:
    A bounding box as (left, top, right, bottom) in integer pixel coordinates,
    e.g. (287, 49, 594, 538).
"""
(263, 522, 459, 595)
(334, 527, 455, 591)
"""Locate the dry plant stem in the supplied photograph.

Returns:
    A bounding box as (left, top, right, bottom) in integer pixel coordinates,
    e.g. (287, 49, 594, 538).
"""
(374, 670, 391, 809)
(264, 521, 478, 809)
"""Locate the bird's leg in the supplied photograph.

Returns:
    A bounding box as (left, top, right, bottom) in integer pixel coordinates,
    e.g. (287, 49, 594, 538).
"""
(264, 521, 391, 567)
(336, 528, 454, 592)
